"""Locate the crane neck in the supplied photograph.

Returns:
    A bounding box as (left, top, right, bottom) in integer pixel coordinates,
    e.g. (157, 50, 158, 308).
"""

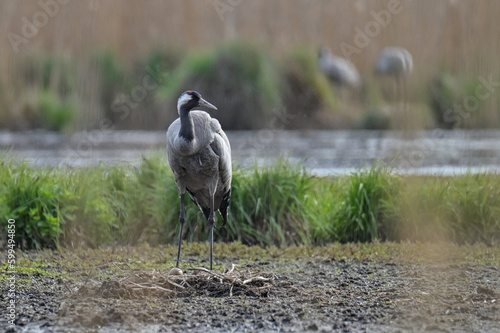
(178, 106, 195, 141)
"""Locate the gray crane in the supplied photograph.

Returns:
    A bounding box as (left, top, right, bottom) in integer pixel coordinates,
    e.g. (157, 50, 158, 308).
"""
(166, 90, 232, 270)
(318, 46, 361, 91)
(375, 46, 413, 105)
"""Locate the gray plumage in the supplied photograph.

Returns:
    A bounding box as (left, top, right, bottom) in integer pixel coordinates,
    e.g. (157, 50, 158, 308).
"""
(318, 46, 360, 89)
(375, 47, 413, 107)
(166, 90, 231, 270)
(375, 47, 413, 78)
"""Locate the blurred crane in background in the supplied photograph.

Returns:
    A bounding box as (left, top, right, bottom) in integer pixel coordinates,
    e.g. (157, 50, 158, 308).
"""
(318, 46, 361, 94)
(375, 46, 413, 106)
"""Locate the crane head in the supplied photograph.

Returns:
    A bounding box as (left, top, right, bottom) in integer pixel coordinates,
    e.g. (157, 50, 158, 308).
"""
(177, 90, 217, 114)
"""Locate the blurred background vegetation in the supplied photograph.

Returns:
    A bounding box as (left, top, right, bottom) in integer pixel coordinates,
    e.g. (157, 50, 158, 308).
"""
(0, 0, 499, 132)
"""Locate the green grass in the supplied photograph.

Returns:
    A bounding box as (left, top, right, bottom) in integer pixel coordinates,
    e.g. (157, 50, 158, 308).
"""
(334, 165, 392, 243)
(1, 156, 500, 249)
(382, 174, 500, 244)
(38, 89, 77, 131)
(0, 158, 67, 249)
(228, 160, 314, 246)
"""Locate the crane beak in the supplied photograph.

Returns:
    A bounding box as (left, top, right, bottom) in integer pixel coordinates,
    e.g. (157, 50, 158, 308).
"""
(199, 98, 218, 111)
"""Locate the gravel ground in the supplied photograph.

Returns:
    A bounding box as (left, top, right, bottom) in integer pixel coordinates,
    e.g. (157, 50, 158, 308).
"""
(1, 243, 499, 332)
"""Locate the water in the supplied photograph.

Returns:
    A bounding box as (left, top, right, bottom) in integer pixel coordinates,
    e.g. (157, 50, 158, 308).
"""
(2, 130, 500, 175)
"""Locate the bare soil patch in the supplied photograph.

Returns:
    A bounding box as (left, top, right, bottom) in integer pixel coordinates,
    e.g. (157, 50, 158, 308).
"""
(1, 243, 499, 332)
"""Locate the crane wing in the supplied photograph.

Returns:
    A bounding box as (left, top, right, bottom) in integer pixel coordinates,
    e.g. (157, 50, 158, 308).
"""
(210, 118, 232, 228)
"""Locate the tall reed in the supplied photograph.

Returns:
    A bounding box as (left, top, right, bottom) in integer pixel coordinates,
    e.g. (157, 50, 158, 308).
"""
(1, 1, 499, 130)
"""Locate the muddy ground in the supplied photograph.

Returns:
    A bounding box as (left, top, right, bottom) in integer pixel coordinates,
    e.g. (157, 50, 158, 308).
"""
(1, 243, 499, 332)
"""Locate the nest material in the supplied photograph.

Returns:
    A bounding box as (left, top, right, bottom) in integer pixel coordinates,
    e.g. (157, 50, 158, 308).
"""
(77, 265, 275, 299)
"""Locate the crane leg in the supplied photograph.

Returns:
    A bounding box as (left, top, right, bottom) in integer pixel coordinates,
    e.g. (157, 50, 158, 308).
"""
(208, 196, 215, 271)
(207, 184, 216, 270)
(209, 220, 214, 271)
(401, 77, 409, 116)
(395, 76, 401, 109)
(176, 193, 185, 268)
